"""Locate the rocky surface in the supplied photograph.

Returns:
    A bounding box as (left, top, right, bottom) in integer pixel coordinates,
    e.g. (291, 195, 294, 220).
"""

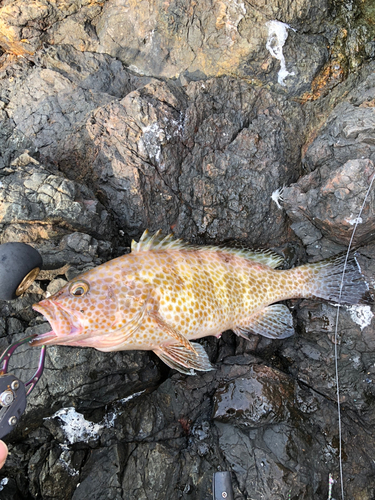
(283, 67, 375, 259)
(0, 154, 113, 244)
(0, 1, 374, 499)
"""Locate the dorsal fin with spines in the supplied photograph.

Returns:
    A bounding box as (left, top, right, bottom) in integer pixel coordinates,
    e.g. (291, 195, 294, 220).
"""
(131, 230, 188, 253)
(131, 230, 284, 269)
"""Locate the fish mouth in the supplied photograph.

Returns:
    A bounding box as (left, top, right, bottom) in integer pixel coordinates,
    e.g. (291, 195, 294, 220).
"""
(32, 300, 82, 346)
(30, 330, 58, 346)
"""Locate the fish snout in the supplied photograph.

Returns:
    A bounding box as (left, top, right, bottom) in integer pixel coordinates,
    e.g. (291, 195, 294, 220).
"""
(33, 299, 75, 337)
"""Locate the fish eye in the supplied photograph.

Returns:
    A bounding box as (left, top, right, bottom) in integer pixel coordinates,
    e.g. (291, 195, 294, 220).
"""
(69, 280, 90, 297)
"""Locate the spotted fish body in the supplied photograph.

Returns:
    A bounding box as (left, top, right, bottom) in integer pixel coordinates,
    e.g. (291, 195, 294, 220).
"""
(32, 231, 369, 374)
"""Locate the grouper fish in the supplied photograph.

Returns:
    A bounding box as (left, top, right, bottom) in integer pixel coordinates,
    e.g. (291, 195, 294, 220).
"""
(31, 230, 370, 374)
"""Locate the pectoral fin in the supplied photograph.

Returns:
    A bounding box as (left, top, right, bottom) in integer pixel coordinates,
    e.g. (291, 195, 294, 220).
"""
(150, 313, 197, 354)
(233, 304, 294, 340)
(154, 342, 214, 375)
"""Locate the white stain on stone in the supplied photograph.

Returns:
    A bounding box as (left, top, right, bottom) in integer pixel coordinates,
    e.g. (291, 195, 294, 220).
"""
(138, 115, 184, 169)
(138, 122, 165, 165)
(347, 305, 373, 330)
(271, 186, 285, 209)
(0, 478, 9, 491)
(104, 390, 147, 427)
(266, 20, 295, 86)
(351, 354, 361, 369)
(49, 391, 147, 447)
(59, 449, 79, 476)
(49, 407, 104, 445)
(127, 64, 145, 75)
(119, 389, 146, 404)
(346, 214, 363, 225)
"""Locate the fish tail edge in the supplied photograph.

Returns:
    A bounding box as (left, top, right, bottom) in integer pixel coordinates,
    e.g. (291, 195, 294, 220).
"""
(302, 251, 373, 305)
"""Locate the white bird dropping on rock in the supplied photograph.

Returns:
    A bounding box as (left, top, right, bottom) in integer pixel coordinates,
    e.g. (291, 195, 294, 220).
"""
(266, 20, 295, 86)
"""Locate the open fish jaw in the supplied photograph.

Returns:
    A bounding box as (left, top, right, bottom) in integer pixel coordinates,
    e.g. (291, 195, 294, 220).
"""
(30, 330, 58, 346)
(32, 300, 81, 343)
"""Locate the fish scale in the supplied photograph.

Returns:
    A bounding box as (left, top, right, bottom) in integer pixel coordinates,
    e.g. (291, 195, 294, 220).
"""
(31, 230, 371, 374)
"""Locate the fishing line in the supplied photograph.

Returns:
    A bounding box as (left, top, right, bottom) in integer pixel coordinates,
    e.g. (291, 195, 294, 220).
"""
(334, 170, 375, 500)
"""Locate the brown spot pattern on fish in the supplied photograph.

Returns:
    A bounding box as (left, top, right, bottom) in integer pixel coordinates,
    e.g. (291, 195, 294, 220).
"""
(31, 230, 371, 374)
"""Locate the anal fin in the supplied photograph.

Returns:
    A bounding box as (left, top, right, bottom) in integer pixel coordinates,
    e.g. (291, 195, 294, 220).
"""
(233, 304, 294, 340)
(154, 342, 214, 375)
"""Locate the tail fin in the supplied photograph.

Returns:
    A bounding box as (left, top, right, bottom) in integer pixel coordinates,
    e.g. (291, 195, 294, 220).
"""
(303, 252, 372, 305)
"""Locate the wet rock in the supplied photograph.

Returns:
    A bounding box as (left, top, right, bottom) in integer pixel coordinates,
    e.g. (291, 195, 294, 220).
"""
(0, 292, 42, 324)
(278, 246, 375, 421)
(56, 356, 374, 500)
(213, 364, 294, 429)
(0, 477, 23, 500)
(0, 317, 6, 339)
(38, 445, 82, 499)
(13, 343, 163, 416)
(213, 361, 375, 499)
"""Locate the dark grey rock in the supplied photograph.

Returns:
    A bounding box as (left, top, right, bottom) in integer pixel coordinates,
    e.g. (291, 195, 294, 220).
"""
(0, 156, 114, 245)
(213, 365, 294, 429)
(283, 66, 375, 258)
(176, 79, 304, 245)
(283, 158, 375, 256)
(85, 80, 188, 239)
(83, 76, 305, 246)
(72, 445, 124, 500)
